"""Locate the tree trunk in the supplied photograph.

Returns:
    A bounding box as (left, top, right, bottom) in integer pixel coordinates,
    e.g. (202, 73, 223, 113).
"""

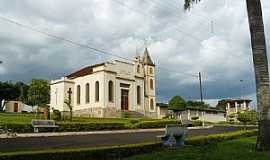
(246, 0, 270, 151)
(70, 109, 72, 122)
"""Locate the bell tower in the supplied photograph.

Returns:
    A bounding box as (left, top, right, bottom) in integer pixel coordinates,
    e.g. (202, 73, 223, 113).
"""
(143, 48, 156, 115)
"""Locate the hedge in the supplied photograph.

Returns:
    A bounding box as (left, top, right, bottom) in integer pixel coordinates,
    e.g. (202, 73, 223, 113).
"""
(56, 122, 128, 132)
(0, 129, 257, 160)
(0, 119, 182, 133)
(0, 123, 33, 133)
(134, 120, 180, 129)
(0, 142, 162, 160)
(186, 129, 258, 145)
(0, 122, 128, 133)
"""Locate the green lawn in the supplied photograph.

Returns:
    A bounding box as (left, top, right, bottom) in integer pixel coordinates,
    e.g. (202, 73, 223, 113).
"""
(0, 113, 180, 133)
(125, 137, 270, 160)
(0, 113, 142, 124)
(0, 112, 163, 125)
(0, 113, 34, 123)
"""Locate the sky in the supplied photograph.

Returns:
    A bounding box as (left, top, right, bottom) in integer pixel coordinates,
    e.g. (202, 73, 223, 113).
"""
(0, 0, 270, 107)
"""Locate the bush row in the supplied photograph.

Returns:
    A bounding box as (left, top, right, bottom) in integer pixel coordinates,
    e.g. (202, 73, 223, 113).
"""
(0, 123, 33, 133)
(186, 129, 257, 145)
(0, 122, 128, 133)
(0, 129, 257, 160)
(56, 122, 128, 132)
(0, 120, 181, 133)
(134, 120, 180, 129)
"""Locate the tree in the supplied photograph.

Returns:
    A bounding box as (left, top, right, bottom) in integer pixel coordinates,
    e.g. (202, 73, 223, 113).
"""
(64, 99, 73, 121)
(27, 79, 50, 116)
(238, 110, 258, 125)
(168, 96, 187, 122)
(184, 0, 270, 151)
(186, 100, 209, 109)
(216, 100, 227, 111)
(0, 82, 20, 111)
(14, 81, 29, 104)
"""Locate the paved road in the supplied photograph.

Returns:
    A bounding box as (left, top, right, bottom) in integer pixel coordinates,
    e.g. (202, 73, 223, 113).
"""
(0, 126, 255, 153)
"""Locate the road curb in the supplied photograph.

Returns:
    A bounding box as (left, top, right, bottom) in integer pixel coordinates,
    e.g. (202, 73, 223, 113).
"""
(0, 125, 214, 139)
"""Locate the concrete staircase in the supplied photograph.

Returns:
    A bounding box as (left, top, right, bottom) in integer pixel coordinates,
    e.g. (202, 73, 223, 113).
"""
(121, 111, 146, 118)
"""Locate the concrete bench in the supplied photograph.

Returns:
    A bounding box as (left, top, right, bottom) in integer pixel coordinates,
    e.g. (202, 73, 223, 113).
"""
(31, 119, 59, 133)
(157, 124, 187, 147)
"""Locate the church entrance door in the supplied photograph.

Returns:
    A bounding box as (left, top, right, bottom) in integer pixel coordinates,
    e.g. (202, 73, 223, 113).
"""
(14, 103, 18, 112)
(121, 89, 129, 110)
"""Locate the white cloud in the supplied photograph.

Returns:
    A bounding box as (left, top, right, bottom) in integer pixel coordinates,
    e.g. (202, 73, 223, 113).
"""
(0, 0, 269, 105)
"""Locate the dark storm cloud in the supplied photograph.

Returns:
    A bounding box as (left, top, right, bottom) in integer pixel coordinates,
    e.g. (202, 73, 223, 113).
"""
(0, 0, 270, 106)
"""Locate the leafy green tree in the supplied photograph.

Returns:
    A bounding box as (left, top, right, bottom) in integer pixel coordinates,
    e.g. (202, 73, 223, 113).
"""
(184, 0, 270, 151)
(216, 100, 227, 111)
(14, 81, 29, 104)
(168, 96, 186, 122)
(238, 110, 258, 125)
(187, 100, 209, 109)
(27, 79, 50, 115)
(238, 112, 252, 125)
(169, 96, 186, 111)
(0, 82, 20, 111)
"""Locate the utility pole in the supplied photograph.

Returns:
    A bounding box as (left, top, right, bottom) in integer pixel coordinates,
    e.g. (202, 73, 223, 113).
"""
(199, 72, 203, 103)
(199, 72, 205, 127)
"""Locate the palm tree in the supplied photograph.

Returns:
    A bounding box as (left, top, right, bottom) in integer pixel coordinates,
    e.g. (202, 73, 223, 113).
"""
(184, 0, 270, 151)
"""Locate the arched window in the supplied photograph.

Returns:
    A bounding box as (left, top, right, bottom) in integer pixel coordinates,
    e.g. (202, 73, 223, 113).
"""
(137, 65, 140, 73)
(150, 99, 154, 110)
(137, 86, 141, 105)
(108, 81, 114, 102)
(77, 85, 81, 104)
(150, 67, 153, 74)
(95, 81, 99, 102)
(85, 83, 90, 103)
(150, 79, 154, 90)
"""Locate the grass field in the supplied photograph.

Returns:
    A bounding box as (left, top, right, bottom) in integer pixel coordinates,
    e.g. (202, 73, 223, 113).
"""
(0, 113, 34, 124)
(125, 137, 270, 160)
(0, 112, 145, 124)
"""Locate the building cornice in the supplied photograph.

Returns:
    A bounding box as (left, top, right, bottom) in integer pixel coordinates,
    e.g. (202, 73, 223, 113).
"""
(50, 80, 75, 85)
(116, 77, 135, 82)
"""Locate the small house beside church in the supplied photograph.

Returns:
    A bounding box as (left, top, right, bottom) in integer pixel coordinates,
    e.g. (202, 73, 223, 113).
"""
(50, 48, 157, 118)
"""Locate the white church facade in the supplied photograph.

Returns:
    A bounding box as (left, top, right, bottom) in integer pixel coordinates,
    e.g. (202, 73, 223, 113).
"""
(50, 48, 157, 118)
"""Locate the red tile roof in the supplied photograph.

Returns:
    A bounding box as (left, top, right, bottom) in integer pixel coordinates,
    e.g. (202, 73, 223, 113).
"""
(66, 63, 105, 79)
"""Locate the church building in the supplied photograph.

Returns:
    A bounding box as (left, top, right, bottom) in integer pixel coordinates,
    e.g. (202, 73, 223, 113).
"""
(50, 48, 157, 118)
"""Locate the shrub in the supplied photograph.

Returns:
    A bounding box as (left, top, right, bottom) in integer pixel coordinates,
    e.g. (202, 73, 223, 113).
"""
(52, 109, 61, 121)
(186, 129, 257, 146)
(134, 120, 180, 129)
(192, 120, 202, 126)
(129, 119, 140, 124)
(0, 123, 33, 133)
(237, 110, 258, 125)
(56, 122, 128, 132)
(191, 116, 199, 121)
(121, 112, 131, 118)
(0, 142, 162, 160)
(0, 130, 257, 160)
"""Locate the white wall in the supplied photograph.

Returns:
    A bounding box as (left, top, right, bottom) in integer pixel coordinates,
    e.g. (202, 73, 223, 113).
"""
(50, 59, 156, 117)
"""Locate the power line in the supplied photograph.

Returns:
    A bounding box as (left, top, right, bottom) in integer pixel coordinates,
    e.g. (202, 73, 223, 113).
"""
(0, 15, 199, 79)
(144, 0, 211, 34)
(0, 15, 131, 62)
(112, 0, 204, 42)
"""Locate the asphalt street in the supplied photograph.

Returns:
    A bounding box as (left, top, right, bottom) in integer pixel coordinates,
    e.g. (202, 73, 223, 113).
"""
(0, 126, 256, 153)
